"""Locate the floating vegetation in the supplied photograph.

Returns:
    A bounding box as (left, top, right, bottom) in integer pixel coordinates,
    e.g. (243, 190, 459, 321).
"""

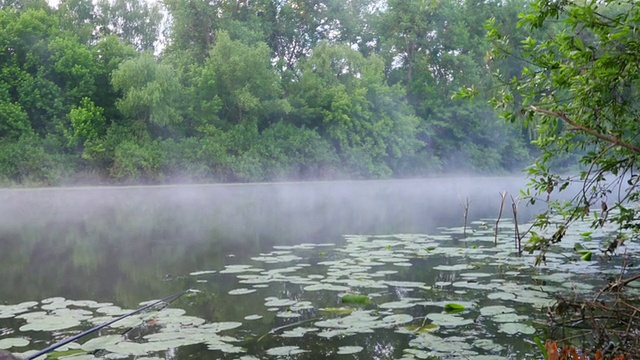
(5, 216, 637, 359)
(340, 294, 370, 305)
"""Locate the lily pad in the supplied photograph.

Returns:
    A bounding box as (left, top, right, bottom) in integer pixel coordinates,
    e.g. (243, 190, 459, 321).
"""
(0, 338, 29, 349)
(498, 322, 536, 335)
(341, 294, 370, 305)
(265, 346, 308, 356)
(444, 303, 465, 313)
(336, 346, 364, 355)
(228, 288, 256, 295)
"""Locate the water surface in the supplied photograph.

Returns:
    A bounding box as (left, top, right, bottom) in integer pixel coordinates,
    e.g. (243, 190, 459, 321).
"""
(1, 177, 619, 359)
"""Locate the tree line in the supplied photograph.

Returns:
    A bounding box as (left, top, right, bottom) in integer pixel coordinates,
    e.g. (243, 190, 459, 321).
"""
(0, 0, 539, 185)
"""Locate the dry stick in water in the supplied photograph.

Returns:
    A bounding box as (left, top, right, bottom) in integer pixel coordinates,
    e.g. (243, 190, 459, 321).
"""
(511, 196, 522, 255)
(495, 191, 508, 246)
(459, 196, 471, 238)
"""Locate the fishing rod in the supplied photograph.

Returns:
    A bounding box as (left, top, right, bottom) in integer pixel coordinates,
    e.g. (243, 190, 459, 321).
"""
(26, 289, 193, 360)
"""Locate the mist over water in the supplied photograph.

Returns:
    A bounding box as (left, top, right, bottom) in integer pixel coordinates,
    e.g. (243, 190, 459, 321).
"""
(0, 177, 533, 304)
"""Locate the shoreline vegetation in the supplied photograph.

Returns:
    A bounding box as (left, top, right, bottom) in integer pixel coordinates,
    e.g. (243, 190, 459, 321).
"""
(2, 0, 640, 358)
(0, 0, 542, 187)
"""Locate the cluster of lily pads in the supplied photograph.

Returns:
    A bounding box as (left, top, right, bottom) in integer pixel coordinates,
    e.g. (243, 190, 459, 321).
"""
(1, 216, 637, 359)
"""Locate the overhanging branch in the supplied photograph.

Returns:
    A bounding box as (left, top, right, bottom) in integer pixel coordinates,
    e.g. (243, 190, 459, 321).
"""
(530, 106, 640, 154)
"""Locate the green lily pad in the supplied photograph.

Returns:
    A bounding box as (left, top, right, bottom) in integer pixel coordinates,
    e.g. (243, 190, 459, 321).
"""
(444, 303, 465, 313)
(341, 294, 370, 305)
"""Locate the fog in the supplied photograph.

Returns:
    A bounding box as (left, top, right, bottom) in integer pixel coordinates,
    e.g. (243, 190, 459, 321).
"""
(0, 177, 534, 242)
(0, 176, 544, 303)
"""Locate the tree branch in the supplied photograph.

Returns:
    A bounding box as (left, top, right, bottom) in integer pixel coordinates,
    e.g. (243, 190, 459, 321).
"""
(529, 106, 640, 154)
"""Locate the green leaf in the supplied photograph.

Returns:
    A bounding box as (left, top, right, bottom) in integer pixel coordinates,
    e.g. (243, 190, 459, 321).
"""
(444, 303, 465, 313)
(341, 294, 370, 305)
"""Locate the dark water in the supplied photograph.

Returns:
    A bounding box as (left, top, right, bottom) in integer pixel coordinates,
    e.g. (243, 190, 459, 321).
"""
(0, 177, 555, 359)
(0, 178, 532, 304)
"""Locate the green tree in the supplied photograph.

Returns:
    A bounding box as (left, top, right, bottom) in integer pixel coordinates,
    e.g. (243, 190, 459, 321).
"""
(289, 42, 421, 177)
(202, 31, 288, 127)
(111, 53, 182, 131)
(471, 0, 640, 255)
(94, 0, 162, 52)
(66, 97, 107, 163)
(163, 0, 220, 63)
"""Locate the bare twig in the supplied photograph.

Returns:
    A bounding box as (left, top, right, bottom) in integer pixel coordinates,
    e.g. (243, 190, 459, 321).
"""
(459, 196, 471, 238)
(511, 195, 522, 255)
(495, 191, 508, 246)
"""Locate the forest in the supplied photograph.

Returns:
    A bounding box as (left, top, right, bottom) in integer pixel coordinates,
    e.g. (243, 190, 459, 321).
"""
(0, 0, 544, 185)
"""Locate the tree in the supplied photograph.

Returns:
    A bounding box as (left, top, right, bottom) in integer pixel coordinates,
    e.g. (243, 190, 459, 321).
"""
(201, 31, 288, 128)
(163, 0, 221, 62)
(111, 53, 182, 131)
(94, 0, 162, 52)
(467, 0, 640, 255)
(288, 42, 421, 177)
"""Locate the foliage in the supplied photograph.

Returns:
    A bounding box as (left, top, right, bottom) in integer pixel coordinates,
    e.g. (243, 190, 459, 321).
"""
(464, 0, 640, 256)
(0, 0, 543, 184)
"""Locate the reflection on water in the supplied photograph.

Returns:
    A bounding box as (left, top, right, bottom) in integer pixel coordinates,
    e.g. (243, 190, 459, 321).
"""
(0, 178, 549, 358)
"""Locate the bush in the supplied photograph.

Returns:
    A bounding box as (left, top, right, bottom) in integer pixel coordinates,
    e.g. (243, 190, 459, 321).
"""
(109, 140, 163, 182)
(0, 136, 67, 185)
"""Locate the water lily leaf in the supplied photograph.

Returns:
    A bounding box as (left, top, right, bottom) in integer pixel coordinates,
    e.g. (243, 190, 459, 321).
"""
(498, 322, 536, 335)
(228, 288, 256, 295)
(105, 341, 150, 356)
(318, 307, 353, 315)
(276, 311, 301, 318)
(379, 301, 417, 310)
(425, 313, 473, 327)
(487, 292, 516, 301)
(220, 265, 262, 274)
(381, 314, 413, 326)
(244, 314, 263, 321)
(444, 303, 465, 313)
(303, 283, 350, 292)
(574, 243, 589, 255)
(0, 302, 39, 319)
(341, 294, 370, 305)
(384, 281, 426, 288)
(473, 339, 504, 352)
(81, 335, 123, 352)
(46, 349, 86, 359)
(491, 313, 529, 323)
(264, 298, 297, 307)
(433, 264, 476, 271)
(266, 346, 308, 356)
(189, 270, 216, 276)
(0, 338, 29, 349)
(479, 305, 515, 316)
(19, 315, 82, 332)
(409, 333, 474, 353)
(405, 323, 439, 333)
(336, 346, 363, 354)
(199, 322, 243, 332)
(280, 327, 318, 338)
(581, 251, 592, 261)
